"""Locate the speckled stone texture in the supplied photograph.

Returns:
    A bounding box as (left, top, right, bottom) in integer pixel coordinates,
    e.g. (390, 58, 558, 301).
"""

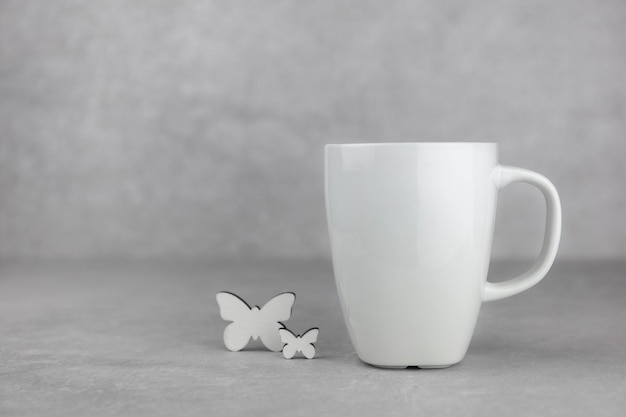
(1, 0, 625, 261)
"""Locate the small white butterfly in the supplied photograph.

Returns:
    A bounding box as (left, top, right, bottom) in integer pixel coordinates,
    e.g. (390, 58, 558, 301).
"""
(278, 327, 319, 359)
(216, 292, 295, 352)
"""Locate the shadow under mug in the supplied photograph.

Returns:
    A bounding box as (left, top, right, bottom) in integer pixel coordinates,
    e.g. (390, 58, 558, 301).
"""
(324, 143, 561, 368)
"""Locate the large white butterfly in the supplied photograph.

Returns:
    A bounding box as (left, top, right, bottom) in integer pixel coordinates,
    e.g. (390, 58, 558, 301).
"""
(216, 292, 295, 352)
(278, 327, 319, 359)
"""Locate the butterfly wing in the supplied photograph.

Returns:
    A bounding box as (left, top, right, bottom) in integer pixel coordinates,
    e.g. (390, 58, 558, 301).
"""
(300, 344, 316, 359)
(279, 328, 297, 359)
(300, 328, 319, 344)
(299, 328, 319, 359)
(216, 292, 252, 321)
(223, 322, 251, 352)
(216, 292, 253, 351)
(260, 292, 295, 322)
(257, 293, 295, 351)
(282, 344, 297, 359)
(279, 328, 297, 344)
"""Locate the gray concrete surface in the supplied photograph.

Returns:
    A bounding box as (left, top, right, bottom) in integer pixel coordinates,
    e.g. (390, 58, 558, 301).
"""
(1, 0, 625, 261)
(1, 260, 625, 416)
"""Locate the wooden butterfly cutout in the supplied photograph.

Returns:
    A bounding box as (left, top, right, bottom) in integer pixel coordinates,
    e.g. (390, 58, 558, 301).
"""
(216, 292, 295, 352)
(278, 327, 319, 359)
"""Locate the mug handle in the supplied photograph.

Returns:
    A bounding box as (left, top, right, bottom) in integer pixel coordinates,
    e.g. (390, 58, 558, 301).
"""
(482, 165, 562, 302)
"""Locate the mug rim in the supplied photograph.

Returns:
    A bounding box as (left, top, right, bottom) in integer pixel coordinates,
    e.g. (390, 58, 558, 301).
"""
(325, 142, 497, 148)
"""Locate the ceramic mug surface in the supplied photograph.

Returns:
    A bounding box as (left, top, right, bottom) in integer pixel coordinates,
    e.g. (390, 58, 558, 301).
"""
(324, 143, 561, 368)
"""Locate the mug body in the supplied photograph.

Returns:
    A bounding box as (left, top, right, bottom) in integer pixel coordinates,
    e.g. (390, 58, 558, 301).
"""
(325, 143, 498, 368)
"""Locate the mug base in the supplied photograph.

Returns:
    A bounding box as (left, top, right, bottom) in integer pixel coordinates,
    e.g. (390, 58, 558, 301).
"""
(370, 363, 454, 370)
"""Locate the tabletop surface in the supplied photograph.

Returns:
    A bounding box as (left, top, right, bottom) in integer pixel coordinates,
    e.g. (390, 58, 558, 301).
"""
(1, 259, 625, 416)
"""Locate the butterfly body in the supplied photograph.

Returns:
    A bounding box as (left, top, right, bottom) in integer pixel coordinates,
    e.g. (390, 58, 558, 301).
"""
(216, 292, 295, 352)
(279, 328, 319, 359)
(246, 307, 262, 340)
(230, 306, 266, 341)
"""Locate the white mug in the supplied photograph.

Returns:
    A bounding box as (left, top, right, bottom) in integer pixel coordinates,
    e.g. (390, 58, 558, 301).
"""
(325, 143, 561, 368)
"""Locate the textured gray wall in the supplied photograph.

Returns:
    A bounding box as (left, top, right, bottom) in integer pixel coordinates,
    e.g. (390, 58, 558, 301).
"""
(1, 0, 625, 261)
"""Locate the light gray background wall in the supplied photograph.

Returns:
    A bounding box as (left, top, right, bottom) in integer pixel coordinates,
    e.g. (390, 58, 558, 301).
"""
(0, 0, 624, 261)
